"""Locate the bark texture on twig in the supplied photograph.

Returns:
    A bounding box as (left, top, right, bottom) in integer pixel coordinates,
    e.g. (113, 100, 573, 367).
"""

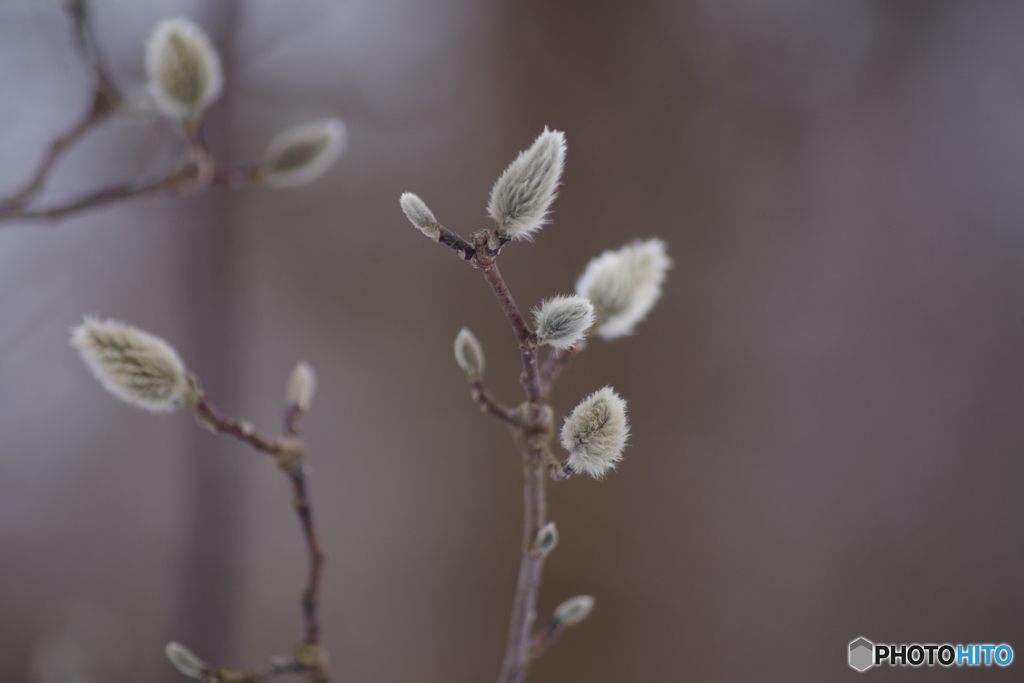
(188, 391, 329, 683)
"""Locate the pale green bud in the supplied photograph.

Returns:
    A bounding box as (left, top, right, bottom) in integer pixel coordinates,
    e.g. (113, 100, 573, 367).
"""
(262, 119, 346, 188)
(454, 328, 485, 379)
(553, 595, 595, 627)
(560, 386, 629, 478)
(71, 317, 194, 413)
(145, 18, 223, 122)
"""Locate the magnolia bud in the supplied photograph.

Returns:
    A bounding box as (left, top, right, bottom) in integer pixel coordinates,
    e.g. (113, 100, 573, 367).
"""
(560, 387, 629, 479)
(286, 362, 317, 412)
(164, 642, 204, 679)
(534, 521, 558, 556)
(487, 128, 566, 240)
(533, 295, 594, 350)
(399, 192, 441, 240)
(145, 18, 223, 122)
(261, 119, 347, 188)
(453, 328, 485, 379)
(575, 238, 672, 339)
(553, 595, 595, 627)
(71, 317, 194, 413)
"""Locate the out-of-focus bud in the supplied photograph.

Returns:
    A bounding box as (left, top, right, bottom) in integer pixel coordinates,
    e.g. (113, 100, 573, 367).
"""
(553, 595, 595, 627)
(533, 295, 594, 350)
(454, 328, 485, 380)
(71, 317, 195, 413)
(286, 362, 317, 412)
(575, 238, 672, 339)
(145, 18, 223, 122)
(399, 192, 441, 240)
(261, 119, 347, 188)
(487, 128, 566, 241)
(164, 642, 204, 679)
(534, 521, 559, 557)
(560, 386, 629, 479)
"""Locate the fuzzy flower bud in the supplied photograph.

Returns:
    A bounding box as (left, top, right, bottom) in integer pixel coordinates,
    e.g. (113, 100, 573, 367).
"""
(71, 317, 194, 413)
(487, 128, 566, 240)
(261, 119, 346, 188)
(576, 238, 672, 339)
(533, 295, 595, 350)
(553, 595, 595, 627)
(164, 642, 205, 679)
(534, 521, 559, 557)
(286, 362, 317, 412)
(560, 387, 629, 479)
(145, 18, 223, 122)
(453, 328, 485, 379)
(400, 192, 441, 240)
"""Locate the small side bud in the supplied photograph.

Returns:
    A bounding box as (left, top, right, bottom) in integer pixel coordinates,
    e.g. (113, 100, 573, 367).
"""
(261, 119, 347, 188)
(487, 128, 566, 240)
(145, 18, 223, 122)
(164, 642, 204, 679)
(560, 387, 629, 479)
(553, 595, 595, 627)
(454, 328, 485, 379)
(286, 362, 317, 412)
(71, 317, 194, 413)
(534, 521, 559, 557)
(533, 295, 595, 350)
(575, 238, 672, 339)
(400, 192, 441, 240)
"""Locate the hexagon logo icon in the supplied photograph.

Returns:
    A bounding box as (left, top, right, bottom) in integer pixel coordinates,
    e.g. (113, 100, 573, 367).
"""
(849, 637, 874, 672)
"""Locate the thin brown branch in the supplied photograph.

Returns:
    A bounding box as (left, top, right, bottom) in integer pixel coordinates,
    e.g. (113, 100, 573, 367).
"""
(470, 378, 524, 427)
(0, 1, 121, 210)
(497, 446, 548, 683)
(190, 394, 328, 683)
(193, 394, 283, 455)
(527, 618, 564, 660)
(538, 339, 586, 398)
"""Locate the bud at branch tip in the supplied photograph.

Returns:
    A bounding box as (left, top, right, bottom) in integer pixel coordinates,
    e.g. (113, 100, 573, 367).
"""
(262, 119, 346, 188)
(71, 316, 195, 413)
(165, 642, 205, 679)
(533, 295, 594, 350)
(454, 328, 485, 379)
(553, 595, 595, 627)
(487, 128, 566, 240)
(286, 362, 317, 412)
(145, 17, 223, 122)
(400, 192, 441, 240)
(560, 386, 629, 479)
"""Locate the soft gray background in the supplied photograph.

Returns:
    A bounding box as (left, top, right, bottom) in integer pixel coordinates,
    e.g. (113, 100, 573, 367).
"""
(1, 1, 1023, 682)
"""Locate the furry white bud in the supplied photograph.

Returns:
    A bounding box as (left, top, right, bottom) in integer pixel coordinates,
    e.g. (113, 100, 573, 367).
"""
(71, 317, 194, 413)
(164, 642, 204, 679)
(553, 595, 595, 627)
(262, 119, 347, 188)
(454, 328, 485, 379)
(533, 295, 594, 350)
(487, 128, 566, 240)
(534, 521, 558, 556)
(560, 387, 629, 479)
(400, 192, 441, 240)
(576, 238, 672, 339)
(145, 18, 223, 122)
(286, 362, 317, 412)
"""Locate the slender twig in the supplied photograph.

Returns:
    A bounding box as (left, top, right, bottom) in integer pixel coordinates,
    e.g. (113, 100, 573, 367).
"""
(539, 340, 585, 398)
(527, 617, 565, 660)
(190, 391, 328, 683)
(425, 221, 584, 682)
(470, 379, 524, 427)
(0, 0, 120, 211)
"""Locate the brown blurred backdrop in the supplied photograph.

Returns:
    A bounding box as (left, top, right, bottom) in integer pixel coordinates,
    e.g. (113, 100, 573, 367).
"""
(2, 1, 1023, 682)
